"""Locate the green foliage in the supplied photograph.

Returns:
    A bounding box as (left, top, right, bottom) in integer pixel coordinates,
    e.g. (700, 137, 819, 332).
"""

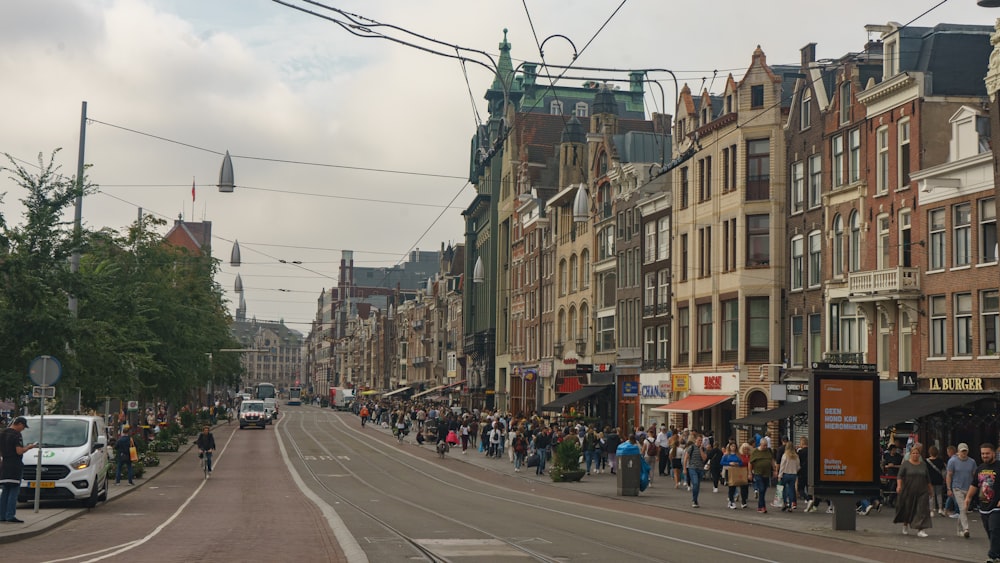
(0, 151, 243, 412)
(552, 437, 583, 474)
(139, 450, 159, 467)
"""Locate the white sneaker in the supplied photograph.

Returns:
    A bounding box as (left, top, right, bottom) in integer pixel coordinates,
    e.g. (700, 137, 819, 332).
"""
(902, 525, 909, 535)
(728, 501, 735, 509)
(713, 487, 719, 493)
(805, 499, 816, 512)
(826, 506, 835, 514)
(916, 530, 928, 538)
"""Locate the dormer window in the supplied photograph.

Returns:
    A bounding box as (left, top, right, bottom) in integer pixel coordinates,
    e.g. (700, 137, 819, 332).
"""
(702, 107, 710, 125)
(751, 85, 764, 108)
(800, 90, 811, 130)
(550, 100, 563, 115)
(883, 40, 898, 79)
(575, 102, 589, 117)
(726, 94, 733, 113)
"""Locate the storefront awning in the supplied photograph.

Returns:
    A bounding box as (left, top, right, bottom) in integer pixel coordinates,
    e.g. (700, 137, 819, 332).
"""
(730, 400, 808, 427)
(652, 394, 732, 413)
(360, 390, 380, 396)
(879, 393, 992, 427)
(382, 386, 412, 398)
(541, 384, 612, 412)
(412, 385, 446, 399)
(443, 379, 467, 390)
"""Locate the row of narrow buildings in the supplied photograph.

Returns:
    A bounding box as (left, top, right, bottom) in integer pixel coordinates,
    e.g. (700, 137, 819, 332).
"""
(318, 21, 1000, 448)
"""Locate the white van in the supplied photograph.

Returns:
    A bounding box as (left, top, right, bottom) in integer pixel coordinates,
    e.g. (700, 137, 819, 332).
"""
(18, 415, 109, 507)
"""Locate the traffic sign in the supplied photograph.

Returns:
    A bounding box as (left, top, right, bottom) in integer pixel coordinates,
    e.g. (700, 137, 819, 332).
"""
(28, 355, 62, 386)
(127, 401, 139, 411)
(31, 386, 55, 398)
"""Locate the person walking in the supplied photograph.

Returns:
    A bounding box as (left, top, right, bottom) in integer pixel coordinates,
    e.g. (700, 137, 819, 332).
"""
(894, 444, 932, 537)
(947, 442, 977, 539)
(706, 438, 724, 493)
(459, 420, 470, 454)
(749, 438, 777, 513)
(925, 445, 946, 518)
(778, 443, 800, 511)
(532, 427, 550, 476)
(512, 431, 528, 472)
(655, 426, 671, 477)
(964, 443, 1000, 563)
(605, 427, 621, 475)
(114, 429, 136, 485)
(641, 431, 659, 486)
(0, 417, 37, 523)
(682, 434, 708, 508)
(721, 442, 749, 509)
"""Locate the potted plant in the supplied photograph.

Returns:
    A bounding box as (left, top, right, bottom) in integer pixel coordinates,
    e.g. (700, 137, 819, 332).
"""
(549, 438, 585, 482)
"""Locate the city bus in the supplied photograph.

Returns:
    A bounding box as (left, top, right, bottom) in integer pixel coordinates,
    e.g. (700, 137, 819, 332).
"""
(255, 382, 276, 401)
(287, 386, 302, 406)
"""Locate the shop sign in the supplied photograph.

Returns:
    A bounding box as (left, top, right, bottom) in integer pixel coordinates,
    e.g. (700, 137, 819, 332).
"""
(672, 373, 690, 392)
(704, 375, 722, 390)
(539, 361, 552, 378)
(640, 384, 668, 399)
(563, 358, 578, 365)
(928, 377, 983, 391)
(897, 371, 917, 391)
(522, 368, 538, 382)
(785, 382, 809, 392)
(622, 381, 639, 397)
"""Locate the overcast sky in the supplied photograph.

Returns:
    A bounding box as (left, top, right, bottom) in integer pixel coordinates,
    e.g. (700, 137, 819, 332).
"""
(1, 0, 995, 332)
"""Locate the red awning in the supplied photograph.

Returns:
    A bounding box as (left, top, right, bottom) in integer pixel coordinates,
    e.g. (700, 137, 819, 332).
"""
(652, 394, 732, 413)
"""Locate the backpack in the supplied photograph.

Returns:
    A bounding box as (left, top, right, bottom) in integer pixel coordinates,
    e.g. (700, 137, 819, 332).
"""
(646, 437, 659, 457)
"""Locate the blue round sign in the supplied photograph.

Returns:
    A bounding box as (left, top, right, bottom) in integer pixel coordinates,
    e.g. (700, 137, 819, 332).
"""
(28, 355, 62, 386)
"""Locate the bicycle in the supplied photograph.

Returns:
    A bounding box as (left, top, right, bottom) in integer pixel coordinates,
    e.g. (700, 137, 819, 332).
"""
(199, 450, 213, 479)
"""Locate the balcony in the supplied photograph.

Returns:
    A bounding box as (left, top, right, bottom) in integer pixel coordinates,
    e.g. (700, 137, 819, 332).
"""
(824, 351, 865, 364)
(848, 267, 920, 300)
(412, 320, 424, 330)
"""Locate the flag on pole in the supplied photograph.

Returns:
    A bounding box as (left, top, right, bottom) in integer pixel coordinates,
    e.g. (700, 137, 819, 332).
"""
(191, 178, 196, 202)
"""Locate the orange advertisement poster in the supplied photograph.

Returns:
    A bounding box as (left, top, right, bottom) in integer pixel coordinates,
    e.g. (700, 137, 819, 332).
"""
(817, 378, 874, 483)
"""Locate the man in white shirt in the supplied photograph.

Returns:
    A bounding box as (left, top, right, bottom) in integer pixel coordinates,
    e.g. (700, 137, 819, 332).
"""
(655, 426, 671, 476)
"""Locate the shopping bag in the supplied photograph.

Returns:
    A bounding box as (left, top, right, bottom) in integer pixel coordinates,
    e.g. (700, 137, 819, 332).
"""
(727, 468, 749, 487)
(129, 438, 139, 462)
(772, 483, 785, 507)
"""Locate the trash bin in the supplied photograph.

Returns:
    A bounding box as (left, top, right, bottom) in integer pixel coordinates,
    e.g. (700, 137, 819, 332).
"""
(617, 454, 642, 496)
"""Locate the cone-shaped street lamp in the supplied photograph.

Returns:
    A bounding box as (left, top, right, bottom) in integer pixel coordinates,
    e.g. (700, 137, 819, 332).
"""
(218, 150, 234, 193)
(234, 273, 243, 293)
(473, 256, 485, 284)
(230, 240, 241, 267)
(572, 184, 589, 222)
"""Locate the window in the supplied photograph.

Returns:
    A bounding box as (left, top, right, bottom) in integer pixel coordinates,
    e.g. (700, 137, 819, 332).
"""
(751, 84, 764, 108)
(728, 144, 737, 192)
(791, 316, 804, 367)
(809, 313, 822, 363)
(791, 161, 804, 213)
(954, 203, 971, 267)
(644, 273, 655, 316)
(599, 226, 615, 260)
(980, 198, 997, 263)
(849, 211, 860, 272)
(657, 269, 669, 315)
(898, 120, 910, 188)
(644, 326, 655, 362)
(722, 147, 731, 192)
(549, 100, 563, 115)
(929, 208, 945, 270)
(721, 299, 738, 362)
(697, 303, 713, 363)
(808, 154, 821, 209)
(800, 90, 811, 129)
(839, 82, 851, 125)
(680, 167, 689, 208)
(884, 41, 897, 79)
(723, 218, 736, 272)
(698, 226, 712, 278)
(849, 129, 861, 184)
(837, 301, 865, 355)
(930, 295, 946, 357)
(680, 233, 688, 281)
(746, 140, 770, 200)
(569, 254, 578, 292)
(581, 249, 590, 289)
(808, 231, 821, 287)
(877, 215, 890, 270)
(559, 259, 568, 295)
(657, 217, 670, 261)
(832, 135, 844, 187)
(677, 306, 689, 364)
(955, 293, 972, 357)
(747, 297, 769, 362)
(982, 290, 999, 356)
(791, 236, 804, 290)
(899, 209, 912, 267)
(657, 325, 669, 367)
(876, 126, 889, 194)
(596, 315, 614, 353)
(575, 102, 588, 118)
(747, 214, 770, 267)
(644, 222, 656, 263)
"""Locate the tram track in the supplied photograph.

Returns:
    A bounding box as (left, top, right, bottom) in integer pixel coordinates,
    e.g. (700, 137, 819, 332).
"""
(275, 408, 782, 563)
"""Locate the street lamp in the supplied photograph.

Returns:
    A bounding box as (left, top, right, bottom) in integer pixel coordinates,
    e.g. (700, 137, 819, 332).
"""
(218, 150, 235, 192)
(472, 256, 485, 284)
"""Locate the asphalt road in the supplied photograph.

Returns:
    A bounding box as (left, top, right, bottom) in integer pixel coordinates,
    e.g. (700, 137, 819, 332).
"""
(0, 406, 987, 562)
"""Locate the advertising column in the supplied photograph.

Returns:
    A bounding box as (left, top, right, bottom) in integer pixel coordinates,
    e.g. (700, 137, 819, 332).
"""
(808, 362, 879, 531)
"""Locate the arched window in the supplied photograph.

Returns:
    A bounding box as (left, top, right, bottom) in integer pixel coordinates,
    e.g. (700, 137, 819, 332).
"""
(580, 249, 591, 289)
(569, 254, 579, 292)
(849, 210, 861, 272)
(559, 259, 568, 295)
(579, 302, 590, 348)
(558, 308, 566, 344)
(833, 214, 844, 276)
(568, 306, 577, 342)
(575, 101, 589, 117)
(550, 100, 563, 115)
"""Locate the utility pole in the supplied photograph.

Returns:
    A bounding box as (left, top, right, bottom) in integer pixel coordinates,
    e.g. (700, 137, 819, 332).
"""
(69, 101, 87, 315)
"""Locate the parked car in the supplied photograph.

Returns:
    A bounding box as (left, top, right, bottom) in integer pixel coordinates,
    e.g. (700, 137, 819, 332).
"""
(239, 400, 268, 429)
(18, 415, 109, 507)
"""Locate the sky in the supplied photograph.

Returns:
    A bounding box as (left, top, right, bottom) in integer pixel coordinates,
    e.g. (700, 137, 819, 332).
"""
(1, 0, 996, 334)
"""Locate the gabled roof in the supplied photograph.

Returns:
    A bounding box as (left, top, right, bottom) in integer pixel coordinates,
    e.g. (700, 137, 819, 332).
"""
(163, 219, 211, 256)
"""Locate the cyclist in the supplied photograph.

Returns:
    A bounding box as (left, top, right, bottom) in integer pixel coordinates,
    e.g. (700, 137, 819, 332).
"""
(196, 425, 216, 477)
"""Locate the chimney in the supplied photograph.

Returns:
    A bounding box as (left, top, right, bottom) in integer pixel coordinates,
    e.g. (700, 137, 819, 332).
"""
(801, 43, 816, 66)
